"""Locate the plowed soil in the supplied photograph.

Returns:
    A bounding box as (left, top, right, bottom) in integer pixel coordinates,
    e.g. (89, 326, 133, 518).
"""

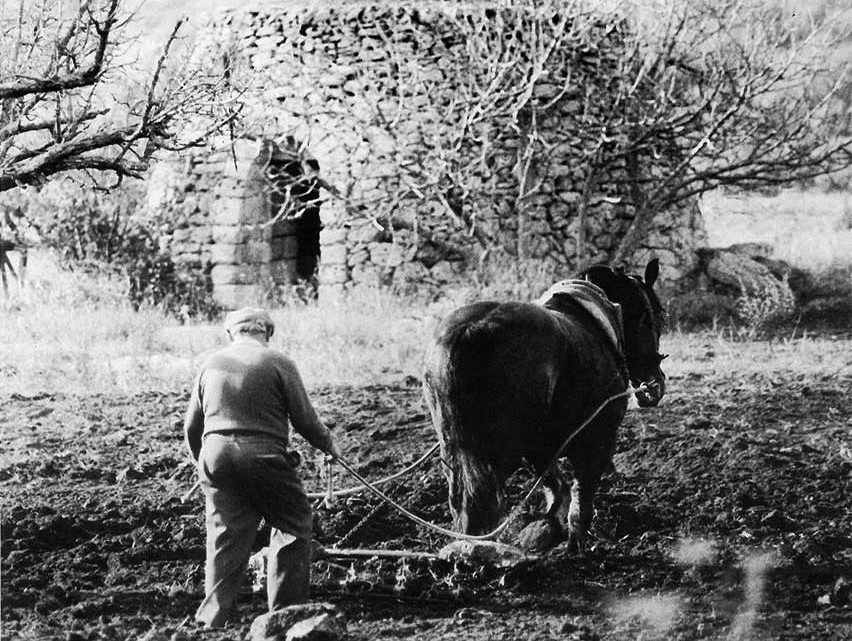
(2, 367, 851, 640)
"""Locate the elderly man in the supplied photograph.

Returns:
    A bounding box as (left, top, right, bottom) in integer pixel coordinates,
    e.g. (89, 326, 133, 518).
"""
(184, 307, 339, 627)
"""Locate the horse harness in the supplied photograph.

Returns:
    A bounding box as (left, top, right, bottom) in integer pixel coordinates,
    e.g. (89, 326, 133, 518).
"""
(536, 279, 629, 384)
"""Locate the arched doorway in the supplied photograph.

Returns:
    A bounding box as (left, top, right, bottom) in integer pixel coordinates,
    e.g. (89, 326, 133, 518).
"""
(235, 136, 323, 300)
(264, 137, 322, 290)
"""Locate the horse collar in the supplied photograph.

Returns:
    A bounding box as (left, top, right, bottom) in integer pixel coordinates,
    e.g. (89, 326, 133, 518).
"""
(537, 280, 625, 358)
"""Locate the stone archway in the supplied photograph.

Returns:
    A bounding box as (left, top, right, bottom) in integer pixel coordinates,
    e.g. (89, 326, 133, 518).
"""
(203, 138, 322, 308)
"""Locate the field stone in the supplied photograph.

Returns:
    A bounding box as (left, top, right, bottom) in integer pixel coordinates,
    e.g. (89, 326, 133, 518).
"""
(517, 518, 558, 553)
(248, 603, 343, 641)
(285, 612, 346, 641)
(105, 431, 129, 447)
(438, 540, 532, 568)
(704, 250, 787, 296)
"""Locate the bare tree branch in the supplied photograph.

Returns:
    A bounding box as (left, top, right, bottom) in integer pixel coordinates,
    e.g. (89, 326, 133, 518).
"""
(0, 0, 240, 193)
(0, 108, 106, 140)
(0, 0, 117, 100)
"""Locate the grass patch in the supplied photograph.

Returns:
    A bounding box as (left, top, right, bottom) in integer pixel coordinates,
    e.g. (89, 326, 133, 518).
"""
(663, 329, 852, 381)
(1, 253, 434, 395)
(3, 251, 850, 397)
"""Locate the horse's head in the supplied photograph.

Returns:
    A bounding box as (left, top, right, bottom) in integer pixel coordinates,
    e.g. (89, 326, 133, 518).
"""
(582, 259, 667, 407)
(448, 459, 503, 535)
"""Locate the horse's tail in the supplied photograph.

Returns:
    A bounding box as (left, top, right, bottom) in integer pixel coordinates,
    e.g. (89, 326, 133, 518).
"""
(427, 307, 503, 452)
(423, 306, 506, 533)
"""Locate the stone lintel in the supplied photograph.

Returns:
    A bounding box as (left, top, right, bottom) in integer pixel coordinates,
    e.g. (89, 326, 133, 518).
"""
(212, 225, 271, 244)
(211, 264, 261, 285)
(214, 284, 265, 310)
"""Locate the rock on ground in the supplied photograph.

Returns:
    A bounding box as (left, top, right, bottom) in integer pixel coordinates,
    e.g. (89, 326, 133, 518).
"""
(248, 603, 344, 641)
(438, 540, 533, 568)
(517, 518, 559, 553)
(704, 250, 787, 295)
(285, 612, 346, 641)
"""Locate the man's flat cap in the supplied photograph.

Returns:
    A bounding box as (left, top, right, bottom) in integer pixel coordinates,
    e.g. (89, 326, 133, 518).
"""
(224, 307, 275, 335)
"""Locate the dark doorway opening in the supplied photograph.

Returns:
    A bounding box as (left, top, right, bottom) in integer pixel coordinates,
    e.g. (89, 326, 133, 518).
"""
(265, 137, 322, 293)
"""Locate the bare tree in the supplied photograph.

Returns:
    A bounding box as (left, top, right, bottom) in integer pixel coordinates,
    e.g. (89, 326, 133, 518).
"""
(439, 0, 852, 265)
(603, 0, 852, 262)
(0, 0, 240, 193)
(406, 0, 850, 261)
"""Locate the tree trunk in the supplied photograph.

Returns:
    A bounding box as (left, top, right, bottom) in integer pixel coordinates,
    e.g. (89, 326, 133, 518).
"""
(575, 160, 601, 270)
(613, 150, 655, 265)
(0, 248, 10, 297)
(613, 202, 658, 265)
(19, 246, 28, 290)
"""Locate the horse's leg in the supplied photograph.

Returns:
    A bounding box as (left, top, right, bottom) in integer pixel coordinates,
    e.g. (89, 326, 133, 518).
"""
(542, 465, 572, 532)
(514, 452, 567, 551)
(525, 450, 571, 534)
(565, 454, 607, 554)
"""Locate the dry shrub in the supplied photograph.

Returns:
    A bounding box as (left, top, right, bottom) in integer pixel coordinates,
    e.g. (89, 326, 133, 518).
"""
(20, 182, 220, 320)
(735, 276, 797, 338)
(469, 253, 566, 302)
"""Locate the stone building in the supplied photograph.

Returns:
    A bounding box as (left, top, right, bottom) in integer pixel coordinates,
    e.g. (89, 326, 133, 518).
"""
(149, 1, 707, 308)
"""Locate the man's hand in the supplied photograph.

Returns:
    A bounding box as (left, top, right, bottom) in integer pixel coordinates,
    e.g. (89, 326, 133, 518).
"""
(325, 440, 342, 461)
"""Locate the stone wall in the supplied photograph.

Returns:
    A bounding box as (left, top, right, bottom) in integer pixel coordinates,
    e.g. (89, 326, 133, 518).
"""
(151, 1, 707, 307)
(147, 139, 316, 308)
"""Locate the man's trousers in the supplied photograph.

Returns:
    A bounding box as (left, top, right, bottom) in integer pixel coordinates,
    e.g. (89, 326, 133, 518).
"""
(193, 433, 313, 627)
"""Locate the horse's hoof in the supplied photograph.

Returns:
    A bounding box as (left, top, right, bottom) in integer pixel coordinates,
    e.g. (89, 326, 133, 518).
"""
(518, 519, 558, 553)
(565, 528, 589, 556)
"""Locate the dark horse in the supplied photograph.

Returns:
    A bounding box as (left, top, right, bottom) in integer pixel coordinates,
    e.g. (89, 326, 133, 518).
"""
(422, 259, 666, 549)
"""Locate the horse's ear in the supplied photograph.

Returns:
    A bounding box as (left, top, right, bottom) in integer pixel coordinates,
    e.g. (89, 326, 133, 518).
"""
(645, 258, 660, 288)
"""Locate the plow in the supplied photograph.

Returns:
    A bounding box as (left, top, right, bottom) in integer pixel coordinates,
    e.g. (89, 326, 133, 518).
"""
(183, 384, 653, 565)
